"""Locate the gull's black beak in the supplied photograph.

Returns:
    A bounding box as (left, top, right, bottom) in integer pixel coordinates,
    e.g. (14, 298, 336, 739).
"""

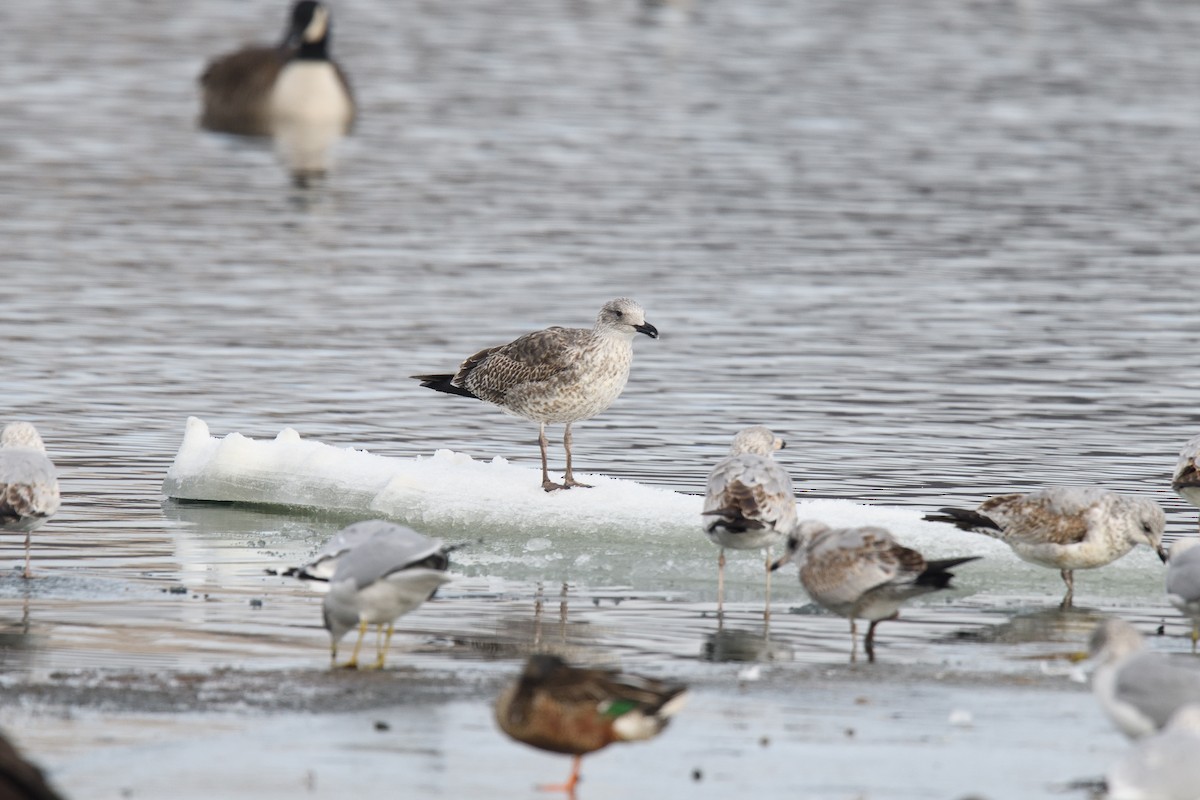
(635, 322, 659, 339)
(1158, 544, 1170, 563)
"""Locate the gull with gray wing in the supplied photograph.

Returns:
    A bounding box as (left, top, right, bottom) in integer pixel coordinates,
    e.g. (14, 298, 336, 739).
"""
(321, 521, 453, 669)
(1166, 538, 1200, 652)
(771, 520, 978, 661)
(701, 426, 797, 620)
(1105, 704, 1200, 800)
(0, 422, 61, 579)
(1086, 617, 1200, 739)
(924, 488, 1166, 608)
(414, 298, 658, 492)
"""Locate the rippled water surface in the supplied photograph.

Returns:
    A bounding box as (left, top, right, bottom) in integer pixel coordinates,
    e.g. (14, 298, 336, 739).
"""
(4, 0, 1200, 797)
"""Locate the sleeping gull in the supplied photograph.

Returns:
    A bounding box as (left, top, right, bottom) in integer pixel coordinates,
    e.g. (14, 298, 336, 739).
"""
(771, 520, 978, 661)
(0, 422, 61, 579)
(701, 426, 797, 620)
(923, 488, 1166, 608)
(1166, 538, 1200, 652)
(1171, 433, 1200, 530)
(1104, 704, 1200, 800)
(1086, 617, 1200, 739)
(413, 298, 658, 492)
(321, 521, 453, 669)
(494, 653, 687, 793)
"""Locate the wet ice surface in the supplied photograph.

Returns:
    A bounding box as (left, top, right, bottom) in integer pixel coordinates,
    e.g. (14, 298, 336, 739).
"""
(6, 0, 1200, 796)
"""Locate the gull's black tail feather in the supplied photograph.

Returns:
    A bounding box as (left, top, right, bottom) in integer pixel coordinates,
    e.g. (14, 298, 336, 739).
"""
(412, 373, 478, 399)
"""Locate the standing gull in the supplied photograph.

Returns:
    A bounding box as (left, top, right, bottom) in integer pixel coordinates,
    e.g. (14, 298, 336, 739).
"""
(701, 426, 797, 620)
(275, 519, 407, 589)
(321, 522, 453, 669)
(1166, 538, 1200, 652)
(413, 298, 658, 492)
(495, 654, 687, 794)
(1085, 617, 1200, 739)
(924, 488, 1166, 608)
(1171, 433, 1200, 530)
(0, 423, 61, 579)
(771, 521, 978, 662)
(199, 1, 355, 185)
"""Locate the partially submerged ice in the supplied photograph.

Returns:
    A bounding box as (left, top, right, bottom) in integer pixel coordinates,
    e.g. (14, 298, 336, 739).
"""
(160, 417, 1010, 561)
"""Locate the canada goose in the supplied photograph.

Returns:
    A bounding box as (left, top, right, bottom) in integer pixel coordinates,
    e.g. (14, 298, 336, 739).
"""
(199, 1, 355, 184)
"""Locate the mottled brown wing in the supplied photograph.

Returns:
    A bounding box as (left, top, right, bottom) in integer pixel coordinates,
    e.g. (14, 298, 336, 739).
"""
(801, 527, 919, 605)
(458, 327, 586, 404)
(980, 493, 1090, 545)
(199, 46, 287, 135)
(702, 454, 796, 533)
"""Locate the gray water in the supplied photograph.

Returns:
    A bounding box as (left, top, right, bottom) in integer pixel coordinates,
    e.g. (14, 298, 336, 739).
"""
(4, 0, 1200, 797)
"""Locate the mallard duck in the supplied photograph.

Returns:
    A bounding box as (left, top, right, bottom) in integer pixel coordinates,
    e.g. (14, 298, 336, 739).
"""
(0, 422, 61, 579)
(494, 654, 687, 793)
(320, 522, 453, 669)
(199, 1, 355, 184)
(701, 425, 797, 620)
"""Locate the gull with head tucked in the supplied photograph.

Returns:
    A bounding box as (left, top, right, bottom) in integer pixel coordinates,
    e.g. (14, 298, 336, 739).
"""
(701, 426, 797, 620)
(413, 298, 658, 492)
(0, 422, 61, 579)
(321, 521, 454, 669)
(771, 520, 978, 661)
(924, 488, 1166, 608)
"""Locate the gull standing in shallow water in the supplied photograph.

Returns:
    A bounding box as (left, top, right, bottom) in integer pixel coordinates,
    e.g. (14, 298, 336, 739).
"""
(321, 522, 453, 669)
(923, 488, 1166, 608)
(494, 654, 687, 794)
(701, 426, 797, 620)
(771, 521, 978, 662)
(1085, 618, 1200, 739)
(1166, 538, 1200, 652)
(413, 298, 658, 492)
(0, 422, 61, 579)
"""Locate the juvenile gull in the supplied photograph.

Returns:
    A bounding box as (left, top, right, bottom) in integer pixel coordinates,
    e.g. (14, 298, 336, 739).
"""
(1105, 704, 1200, 800)
(1086, 618, 1200, 739)
(413, 298, 658, 492)
(494, 654, 687, 794)
(321, 522, 453, 669)
(1166, 538, 1200, 652)
(701, 426, 797, 620)
(924, 488, 1166, 608)
(0, 422, 61, 579)
(771, 520, 978, 662)
(199, 1, 355, 185)
(1171, 433, 1200, 530)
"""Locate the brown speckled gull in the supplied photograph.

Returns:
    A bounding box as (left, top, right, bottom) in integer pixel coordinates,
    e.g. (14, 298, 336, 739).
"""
(0, 422, 61, 579)
(770, 520, 978, 662)
(924, 487, 1166, 608)
(413, 298, 658, 492)
(701, 426, 797, 620)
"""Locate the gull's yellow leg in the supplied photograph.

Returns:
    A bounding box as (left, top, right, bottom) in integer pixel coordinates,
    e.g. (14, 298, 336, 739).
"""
(372, 623, 396, 669)
(338, 620, 368, 669)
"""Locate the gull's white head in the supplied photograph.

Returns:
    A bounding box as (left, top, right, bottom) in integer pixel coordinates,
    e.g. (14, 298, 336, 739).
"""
(595, 298, 658, 340)
(728, 426, 785, 458)
(1119, 496, 1168, 563)
(1087, 618, 1146, 666)
(770, 520, 829, 572)
(1, 422, 46, 452)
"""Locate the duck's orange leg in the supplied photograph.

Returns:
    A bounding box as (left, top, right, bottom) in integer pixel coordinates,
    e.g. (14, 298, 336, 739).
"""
(537, 754, 582, 793)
